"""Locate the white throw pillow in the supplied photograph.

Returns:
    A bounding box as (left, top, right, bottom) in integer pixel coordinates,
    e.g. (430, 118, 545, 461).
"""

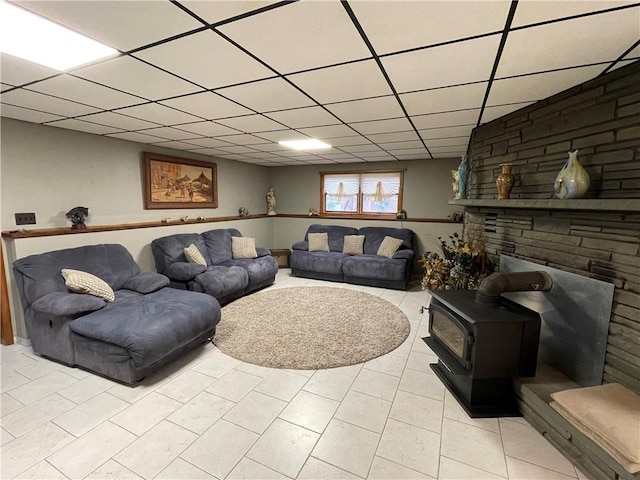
(343, 235, 365, 255)
(61, 269, 115, 302)
(184, 244, 207, 266)
(232, 236, 258, 259)
(377, 236, 404, 258)
(308, 232, 330, 252)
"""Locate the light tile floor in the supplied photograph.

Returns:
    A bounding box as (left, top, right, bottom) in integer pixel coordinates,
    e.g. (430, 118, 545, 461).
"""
(1, 269, 588, 480)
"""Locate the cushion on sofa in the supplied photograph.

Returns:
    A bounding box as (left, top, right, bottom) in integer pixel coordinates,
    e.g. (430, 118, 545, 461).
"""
(305, 224, 358, 252)
(184, 244, 207, 266)
(122, 272, 170, 294)
(232, 236, 258, 259)
(308, 233, 330, 252)
(377, 236, 404, 258)
(359, 227, 413, 255)
(32, 291, 106, 317)
(343, 235, 365, 255)
(61, 269, 115, 302)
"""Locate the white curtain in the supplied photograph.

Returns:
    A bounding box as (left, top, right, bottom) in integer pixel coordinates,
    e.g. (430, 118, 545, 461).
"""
(324, 174, 359, 199)
(361, 173, 400, 202)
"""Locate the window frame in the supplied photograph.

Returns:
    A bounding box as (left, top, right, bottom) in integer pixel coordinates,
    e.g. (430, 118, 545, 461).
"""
(319, 169, 405, 219)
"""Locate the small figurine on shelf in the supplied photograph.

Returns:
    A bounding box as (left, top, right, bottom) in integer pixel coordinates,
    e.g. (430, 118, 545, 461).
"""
(309, 208, 319, 216)
(239, 207, 249, 218)
(161, 217, 175, 223)
(451, 170, 459, 199)
(180, 215, 189, 222)
(266, 188, 277, 216)
(65, 206, 88, 229)
(197, 215, 206, 221)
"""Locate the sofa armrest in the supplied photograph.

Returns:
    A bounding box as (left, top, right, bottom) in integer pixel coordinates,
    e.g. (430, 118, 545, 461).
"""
(392, 249, 414, 261)
(292, 241, 308, 251)
(32, 291, 106, 317)
(122, 272, 170, 294)
(256, 247, 271, 257)
(165, 262, 207, 281)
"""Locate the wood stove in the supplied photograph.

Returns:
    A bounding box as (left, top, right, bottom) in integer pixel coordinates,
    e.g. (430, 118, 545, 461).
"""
(425, 288, 543, 418)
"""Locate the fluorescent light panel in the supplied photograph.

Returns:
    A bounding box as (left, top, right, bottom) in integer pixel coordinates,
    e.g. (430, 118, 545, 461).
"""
(278, 139, 332, 150)
(0, 1, 118, 71)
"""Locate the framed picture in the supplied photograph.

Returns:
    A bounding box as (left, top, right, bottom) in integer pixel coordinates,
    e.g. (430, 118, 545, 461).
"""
(143, 152, 217, 209)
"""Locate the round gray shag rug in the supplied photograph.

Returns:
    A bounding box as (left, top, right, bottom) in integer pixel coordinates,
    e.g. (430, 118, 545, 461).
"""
(213, 286, 411, 369)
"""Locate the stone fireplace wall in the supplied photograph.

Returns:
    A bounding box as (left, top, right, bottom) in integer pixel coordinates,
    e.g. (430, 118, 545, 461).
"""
(465, 61, 640, 393)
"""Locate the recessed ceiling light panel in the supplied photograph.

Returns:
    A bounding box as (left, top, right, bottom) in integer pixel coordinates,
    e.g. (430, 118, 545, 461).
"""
(0, 1, 118, 71)
(278, 139, 332, 150)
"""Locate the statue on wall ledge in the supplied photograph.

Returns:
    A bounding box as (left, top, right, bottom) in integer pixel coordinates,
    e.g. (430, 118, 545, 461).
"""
(266, 188, 277, 216)
(65, 206, 88, 229)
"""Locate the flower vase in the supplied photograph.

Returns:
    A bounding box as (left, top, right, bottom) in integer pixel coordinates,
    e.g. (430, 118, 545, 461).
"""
(455, 155, 469, 200)
(496, 163, 515, 200)
(554, 150, 590, 199)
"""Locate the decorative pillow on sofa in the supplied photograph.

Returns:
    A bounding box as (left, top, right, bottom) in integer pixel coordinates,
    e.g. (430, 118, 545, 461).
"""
(343, 235, 365, 255)
(184, 244, 207, 266)
(61, 269, 115, 302)
(308, 232, 330, 252)
(377, 236, 404, 258)
(232, 236, 258, 259)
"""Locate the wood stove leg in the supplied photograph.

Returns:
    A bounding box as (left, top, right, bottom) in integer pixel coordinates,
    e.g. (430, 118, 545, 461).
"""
(1, 240, 15, 345)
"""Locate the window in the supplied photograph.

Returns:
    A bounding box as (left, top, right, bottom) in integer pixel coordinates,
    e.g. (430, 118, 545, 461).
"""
(321, 170, 404, 217)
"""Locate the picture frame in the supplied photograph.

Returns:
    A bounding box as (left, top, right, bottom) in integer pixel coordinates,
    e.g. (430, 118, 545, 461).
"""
(143, 152, 217, 210)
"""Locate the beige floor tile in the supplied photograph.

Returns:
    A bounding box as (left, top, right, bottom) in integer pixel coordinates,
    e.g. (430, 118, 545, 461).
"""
(376, 418, 441, 478)
(235, 362, 274, 378)
(389, 390, 443, 434)
(302, 370, 354, 401)
(110, 391, 182, 436)
(0, 349, 39, 372)
(53, 392, 128, 437)
(227, 457, 289, 479)
(326, 363, 364, 379)
(399, 367, 445, 401)
(311, 419, 380, 477)
(180, 419, 259, 479)
(223, 391, 286, 434)
(438, 456, 507, 479)
(350, 368, 401, 402)
(246, 419, 319, 478)
(167, 391, 234, 434)
(115, 420, 198, 479)
(192, 350, 241, 379)
(441, 418, 507, 477)
(56, 374, 117, 404)
(1, 393, 75, 437)
(253, 370, 308, 402)
(1, 427, 15, 446)
(155, 458, 215, 479)
(1, 393, 24, 417)
(500, 418, 576, 477)
(205, 369, 262, 402)
(48, 421, 136, 479)
(443, 391, 500, 433)
(15, 360, 61, 381)
(278, 390, 339, 433)
(405, 350, 437, 373)
(12, 460, 67, 480)
(364, 353, 407, 377)
(6, 371, 77, 405)
(334, 390, 391, 433)
(283, 368, 316, 378)
(106, 373, 169, 404)
(156, 370, 217, 403)
(0, 422, 74, 479)
(369, 456, 434, 479)
(85, 459, 142, 479)
(297, 457, 361, 479)
(506, 456, 578, 479)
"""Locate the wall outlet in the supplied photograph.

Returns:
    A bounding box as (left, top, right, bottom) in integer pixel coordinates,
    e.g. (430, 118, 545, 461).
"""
(15, 212, 36, 225)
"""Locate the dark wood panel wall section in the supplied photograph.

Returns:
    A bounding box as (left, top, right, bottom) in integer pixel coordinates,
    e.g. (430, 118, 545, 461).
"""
(1, 241, 14, 345)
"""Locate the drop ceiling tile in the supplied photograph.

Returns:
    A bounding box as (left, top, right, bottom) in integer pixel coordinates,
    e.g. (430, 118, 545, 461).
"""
(426, 137, 469, 147)
(488, 65, 604, 106)
(429, 146, 468, 153)
(362, 156, 397, 162)
(116, 102, 201, 126)
(298, 124, 356, 139)
(217, 145, 259, 154)
(216, 77, 314, 113)
(382, 35, 500, 92)
(189, 148, 231, 156)
(1, 83, 13, 90)
(179, 1, 282, 24)
(412, 109, 480, 129)
(135, 30, 274, 89)
(149, 140, 203, 150)
(254, 130, 309, 142)
(321, 136, 372, 147)
(136, 127, 202, 141)
(251, 143, 288, 152)
(608, 59, 637, 72)
(419, 125, 475, 140)
(108, 131, 167, 144)
(497, 8, 640, 77)
(624, 44, 640, 59)
(351, 118, 413, 135)
(218, 134, 271, 145)
(184, 138, 235, 149)
(217, 114, 285, 132)
(74, 56, 199, 101)
(341, 144, 385, 153)
(332, 157, 367, 163)
(400, 82, 488, 116)
(360, 150, 397, 158)
(29, 75, 144, 110)
(394, 153, 431, 160)
(480, 103, 536, 124)
(366, 131, 421, 143)
(219, 1, 371, 73)
(0, 103, 64, 123)
(287, 59, 392, 103)
(326, 96, 405, 123)
(79, 111, 161, 130)
(47, 118, 123, 135)
(512, 0, 636, 28)
(318, 152, 358, 160)
(12, 0, 203, 51)
(377, 140, 425, 151)
(387, 148, 428, 156)
(1, 53, 57, 86)
(266, 106, 340, 129)
(350, 1, 511, 54)
(431, 152, 462, 159)
(174, 121, 240, 137)
(160, 92, 253, 120)
(219, 153, 254, 160)
(0, 89, 99, 117)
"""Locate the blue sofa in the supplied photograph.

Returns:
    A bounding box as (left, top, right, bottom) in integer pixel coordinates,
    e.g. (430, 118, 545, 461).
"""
(12, 244, 221, 384)
(291, 224, 415, 290)
(151, 228, 278, 305)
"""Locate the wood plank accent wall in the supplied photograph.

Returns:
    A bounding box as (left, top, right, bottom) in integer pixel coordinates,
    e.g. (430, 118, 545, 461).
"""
(466, 60, 640, 393)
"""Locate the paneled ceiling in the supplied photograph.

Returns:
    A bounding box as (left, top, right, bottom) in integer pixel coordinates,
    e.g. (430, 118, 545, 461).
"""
(1, 0, 638, 167)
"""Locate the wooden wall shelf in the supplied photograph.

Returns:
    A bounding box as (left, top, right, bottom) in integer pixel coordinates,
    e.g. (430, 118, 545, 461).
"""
(449, 199, 639, 212)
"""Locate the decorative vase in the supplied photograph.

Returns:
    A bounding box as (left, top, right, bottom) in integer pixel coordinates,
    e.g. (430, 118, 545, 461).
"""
(496, 163, 515, 200)
(554, 150, 590, 199)
(455, 155, 469, 200)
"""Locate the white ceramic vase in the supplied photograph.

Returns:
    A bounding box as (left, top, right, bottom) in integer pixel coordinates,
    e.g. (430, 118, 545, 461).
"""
(553, 150, 590, 199)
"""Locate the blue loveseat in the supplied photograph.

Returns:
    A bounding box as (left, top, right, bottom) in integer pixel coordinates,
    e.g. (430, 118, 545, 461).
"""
(291, 224, 415, 290)
(13, 244, 221, 384)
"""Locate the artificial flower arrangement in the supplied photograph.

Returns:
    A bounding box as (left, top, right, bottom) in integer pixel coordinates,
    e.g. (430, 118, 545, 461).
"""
(420, 232, 492, 290)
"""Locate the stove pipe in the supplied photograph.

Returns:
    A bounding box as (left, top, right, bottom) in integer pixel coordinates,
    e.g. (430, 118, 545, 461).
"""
(475, 271, 553, 306)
